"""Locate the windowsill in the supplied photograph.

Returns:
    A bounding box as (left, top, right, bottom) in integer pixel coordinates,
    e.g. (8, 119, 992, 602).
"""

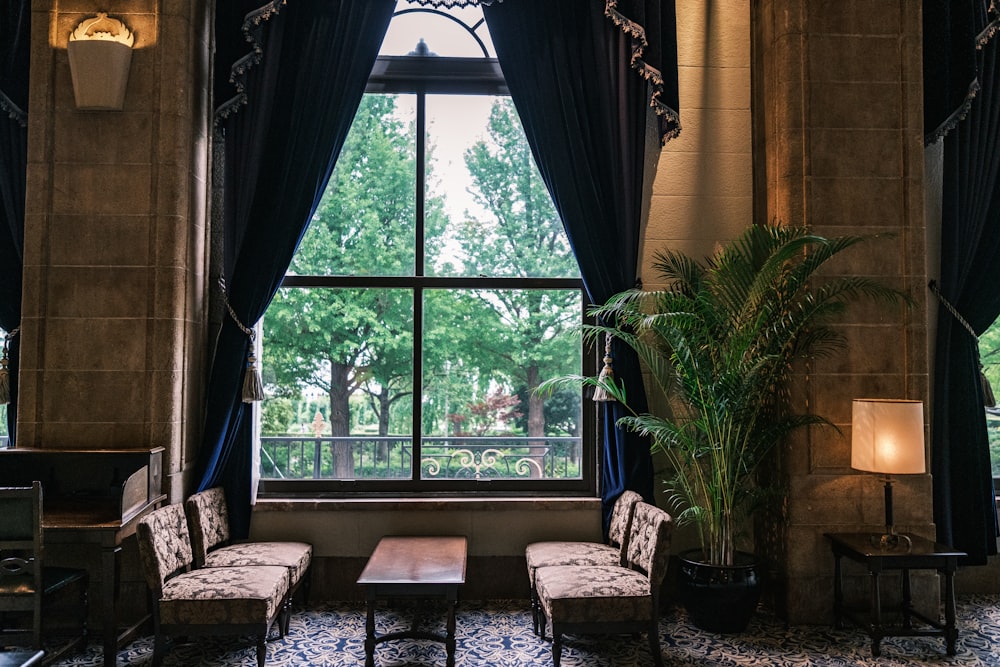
(253, 496, 601, 513)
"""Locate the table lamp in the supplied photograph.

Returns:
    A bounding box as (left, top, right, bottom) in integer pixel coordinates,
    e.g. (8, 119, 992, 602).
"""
(851, 398, 926, 549)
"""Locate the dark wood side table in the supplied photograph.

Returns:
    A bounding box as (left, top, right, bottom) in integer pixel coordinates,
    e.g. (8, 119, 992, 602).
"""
(825, 532, 964, 657)
(357, 536, 467, 667)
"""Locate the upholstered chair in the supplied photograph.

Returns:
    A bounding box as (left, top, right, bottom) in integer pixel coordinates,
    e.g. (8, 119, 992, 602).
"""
(185, 487, 312, 632)
(136, 503, 289, 667)
(535, 501, 674, 667)
(524, 489, 642, 634)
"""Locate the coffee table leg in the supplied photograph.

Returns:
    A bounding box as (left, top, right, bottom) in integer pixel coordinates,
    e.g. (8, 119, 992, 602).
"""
(365, 593, 376, 667)
(446, 595, 457, 667)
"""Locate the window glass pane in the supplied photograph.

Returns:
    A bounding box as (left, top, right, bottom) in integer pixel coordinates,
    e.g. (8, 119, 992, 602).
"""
(427, 96, 579, 279)
(290, 94, 416, 278)
(421, 289, 583, 480)
(261, 287, 414, 480)
(981, 318, 1000, 477)
(381, 4, 494, 58)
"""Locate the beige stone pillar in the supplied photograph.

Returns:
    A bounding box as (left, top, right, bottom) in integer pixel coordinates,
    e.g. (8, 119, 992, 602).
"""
(753, 0, 933, 622)
(19, 1, 212, 502)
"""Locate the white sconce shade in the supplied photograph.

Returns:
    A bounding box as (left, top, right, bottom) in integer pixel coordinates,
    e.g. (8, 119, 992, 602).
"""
(67, 13, 135, 110)
(851, 398, 926, 475)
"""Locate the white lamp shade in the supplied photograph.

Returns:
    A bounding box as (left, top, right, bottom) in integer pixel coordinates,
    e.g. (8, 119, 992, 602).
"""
(851, 398, 926, 474)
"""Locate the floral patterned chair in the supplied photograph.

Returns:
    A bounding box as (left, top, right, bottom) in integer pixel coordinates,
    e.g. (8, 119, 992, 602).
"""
(534, 501, 673, 667)
(136, 503, 289, 667)
(185, 487, 312, 634)
(524, 490, 642, 635)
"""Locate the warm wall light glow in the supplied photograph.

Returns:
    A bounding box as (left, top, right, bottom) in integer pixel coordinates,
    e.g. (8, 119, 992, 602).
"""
(69, 13, 134, 47)
(851, 398, 926, 475)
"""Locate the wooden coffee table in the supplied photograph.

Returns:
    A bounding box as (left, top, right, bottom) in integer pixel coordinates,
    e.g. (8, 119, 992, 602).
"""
(357, 535, 468, 667)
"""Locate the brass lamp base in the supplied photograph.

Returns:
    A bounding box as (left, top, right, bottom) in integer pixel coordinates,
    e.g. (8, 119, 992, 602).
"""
(870, 528, 912, 552)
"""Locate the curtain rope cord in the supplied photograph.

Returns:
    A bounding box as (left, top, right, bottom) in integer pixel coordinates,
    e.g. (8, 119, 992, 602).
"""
(929, 280, 996, 406)
(219, 277, 264, 402)
(0, 327, 18, 405)
(929, 280, 979, 341)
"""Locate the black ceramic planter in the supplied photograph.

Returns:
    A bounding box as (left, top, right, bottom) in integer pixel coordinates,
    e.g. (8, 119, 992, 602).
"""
(676, 548, 762, 633)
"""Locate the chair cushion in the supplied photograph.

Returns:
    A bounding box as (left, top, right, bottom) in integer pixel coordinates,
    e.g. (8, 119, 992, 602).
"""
(536, 565, 653, 624)
(524, 542, 619, 586)
(159, 564, 288, 627)
(185, 488, 231, 564)
(607, 490, 643, 549)
(204, 542, 312, 587)
(624, 503, 673, 589)
(137, 504, 194, 592)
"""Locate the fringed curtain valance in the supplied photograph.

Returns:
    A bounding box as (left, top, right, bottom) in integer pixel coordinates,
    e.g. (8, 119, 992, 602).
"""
(409, 0, 680, 146)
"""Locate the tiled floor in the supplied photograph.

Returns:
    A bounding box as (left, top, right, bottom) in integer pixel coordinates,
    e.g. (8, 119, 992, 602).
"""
(46, 595, 1000, 666)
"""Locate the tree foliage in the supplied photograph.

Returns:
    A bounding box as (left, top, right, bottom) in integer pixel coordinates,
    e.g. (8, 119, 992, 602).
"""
(263, 95, 583, 477)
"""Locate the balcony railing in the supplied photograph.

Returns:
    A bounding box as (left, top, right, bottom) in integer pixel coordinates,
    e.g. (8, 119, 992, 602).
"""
(260, 435, 581, 481)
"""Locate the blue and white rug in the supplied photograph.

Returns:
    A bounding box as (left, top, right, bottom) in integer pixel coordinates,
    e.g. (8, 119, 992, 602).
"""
(50, 596, 1000, 666)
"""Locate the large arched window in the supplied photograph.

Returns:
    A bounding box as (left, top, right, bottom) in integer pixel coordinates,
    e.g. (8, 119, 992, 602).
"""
(258, 3, 593, 494)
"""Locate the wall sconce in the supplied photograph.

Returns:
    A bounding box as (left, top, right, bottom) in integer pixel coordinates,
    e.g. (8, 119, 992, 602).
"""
(67, 13, 134, 110)
(851, 398, 926, 550)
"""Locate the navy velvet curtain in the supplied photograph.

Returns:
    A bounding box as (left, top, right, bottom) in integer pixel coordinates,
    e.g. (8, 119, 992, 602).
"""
(926, 2, 1000, 564)
(482, 0, 679, 531)
(196, 0, 395, 537)
(0, 0, 29, 446)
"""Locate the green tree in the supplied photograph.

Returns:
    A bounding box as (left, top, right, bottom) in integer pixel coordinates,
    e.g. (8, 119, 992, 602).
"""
(456, 99, 581, 466)
(978, 318, 1000, 475)
(980, 318, 1000, 396)
(264, 94, 446, 476)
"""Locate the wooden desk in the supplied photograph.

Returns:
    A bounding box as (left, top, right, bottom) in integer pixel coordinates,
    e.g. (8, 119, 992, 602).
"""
(44, 496, 165, 667)
(826, 532, 964, 657)
(0, 447, 164, 667)
(357, 536, 467, 667)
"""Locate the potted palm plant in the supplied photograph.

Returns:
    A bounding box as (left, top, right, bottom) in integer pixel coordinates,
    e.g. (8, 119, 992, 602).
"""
(542, 222, 904, 632)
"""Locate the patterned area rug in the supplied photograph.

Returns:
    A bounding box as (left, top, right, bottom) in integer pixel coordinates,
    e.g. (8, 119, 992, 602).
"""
(49, 595, 1000, 666)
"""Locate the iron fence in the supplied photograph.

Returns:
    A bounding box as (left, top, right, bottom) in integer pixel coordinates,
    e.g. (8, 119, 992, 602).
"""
(259, 435, 581, 480)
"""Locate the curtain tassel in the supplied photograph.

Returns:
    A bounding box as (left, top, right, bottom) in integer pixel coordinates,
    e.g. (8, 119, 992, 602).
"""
(0, 328, 17, 406)
(242, 349, 265, 403)
(0, 356, 9, 406)
(592, 333, 616, 403)
(929, 281, 995, 407)
(221, 278, 265, 403)
(982, 365, 996, 408)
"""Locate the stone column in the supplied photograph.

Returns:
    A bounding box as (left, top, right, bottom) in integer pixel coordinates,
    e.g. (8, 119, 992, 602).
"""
(19, 0, 212, 502)
(753, 0, 933, 622)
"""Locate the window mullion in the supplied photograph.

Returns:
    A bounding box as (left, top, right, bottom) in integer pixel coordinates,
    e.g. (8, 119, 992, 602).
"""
(412, 89, 427, 483)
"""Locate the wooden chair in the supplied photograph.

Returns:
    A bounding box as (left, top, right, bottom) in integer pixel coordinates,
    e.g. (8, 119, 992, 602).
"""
(524, 490, 642, 635)
(535, 501, 673, 667)
(0, 482, 88, 662)
(185, 487, 312, 633)
(136, 503, 289, 667)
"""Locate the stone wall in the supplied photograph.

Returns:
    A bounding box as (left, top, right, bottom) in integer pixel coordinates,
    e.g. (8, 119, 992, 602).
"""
(19, 1, 212, 500)
(751, 0, 933, 622)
